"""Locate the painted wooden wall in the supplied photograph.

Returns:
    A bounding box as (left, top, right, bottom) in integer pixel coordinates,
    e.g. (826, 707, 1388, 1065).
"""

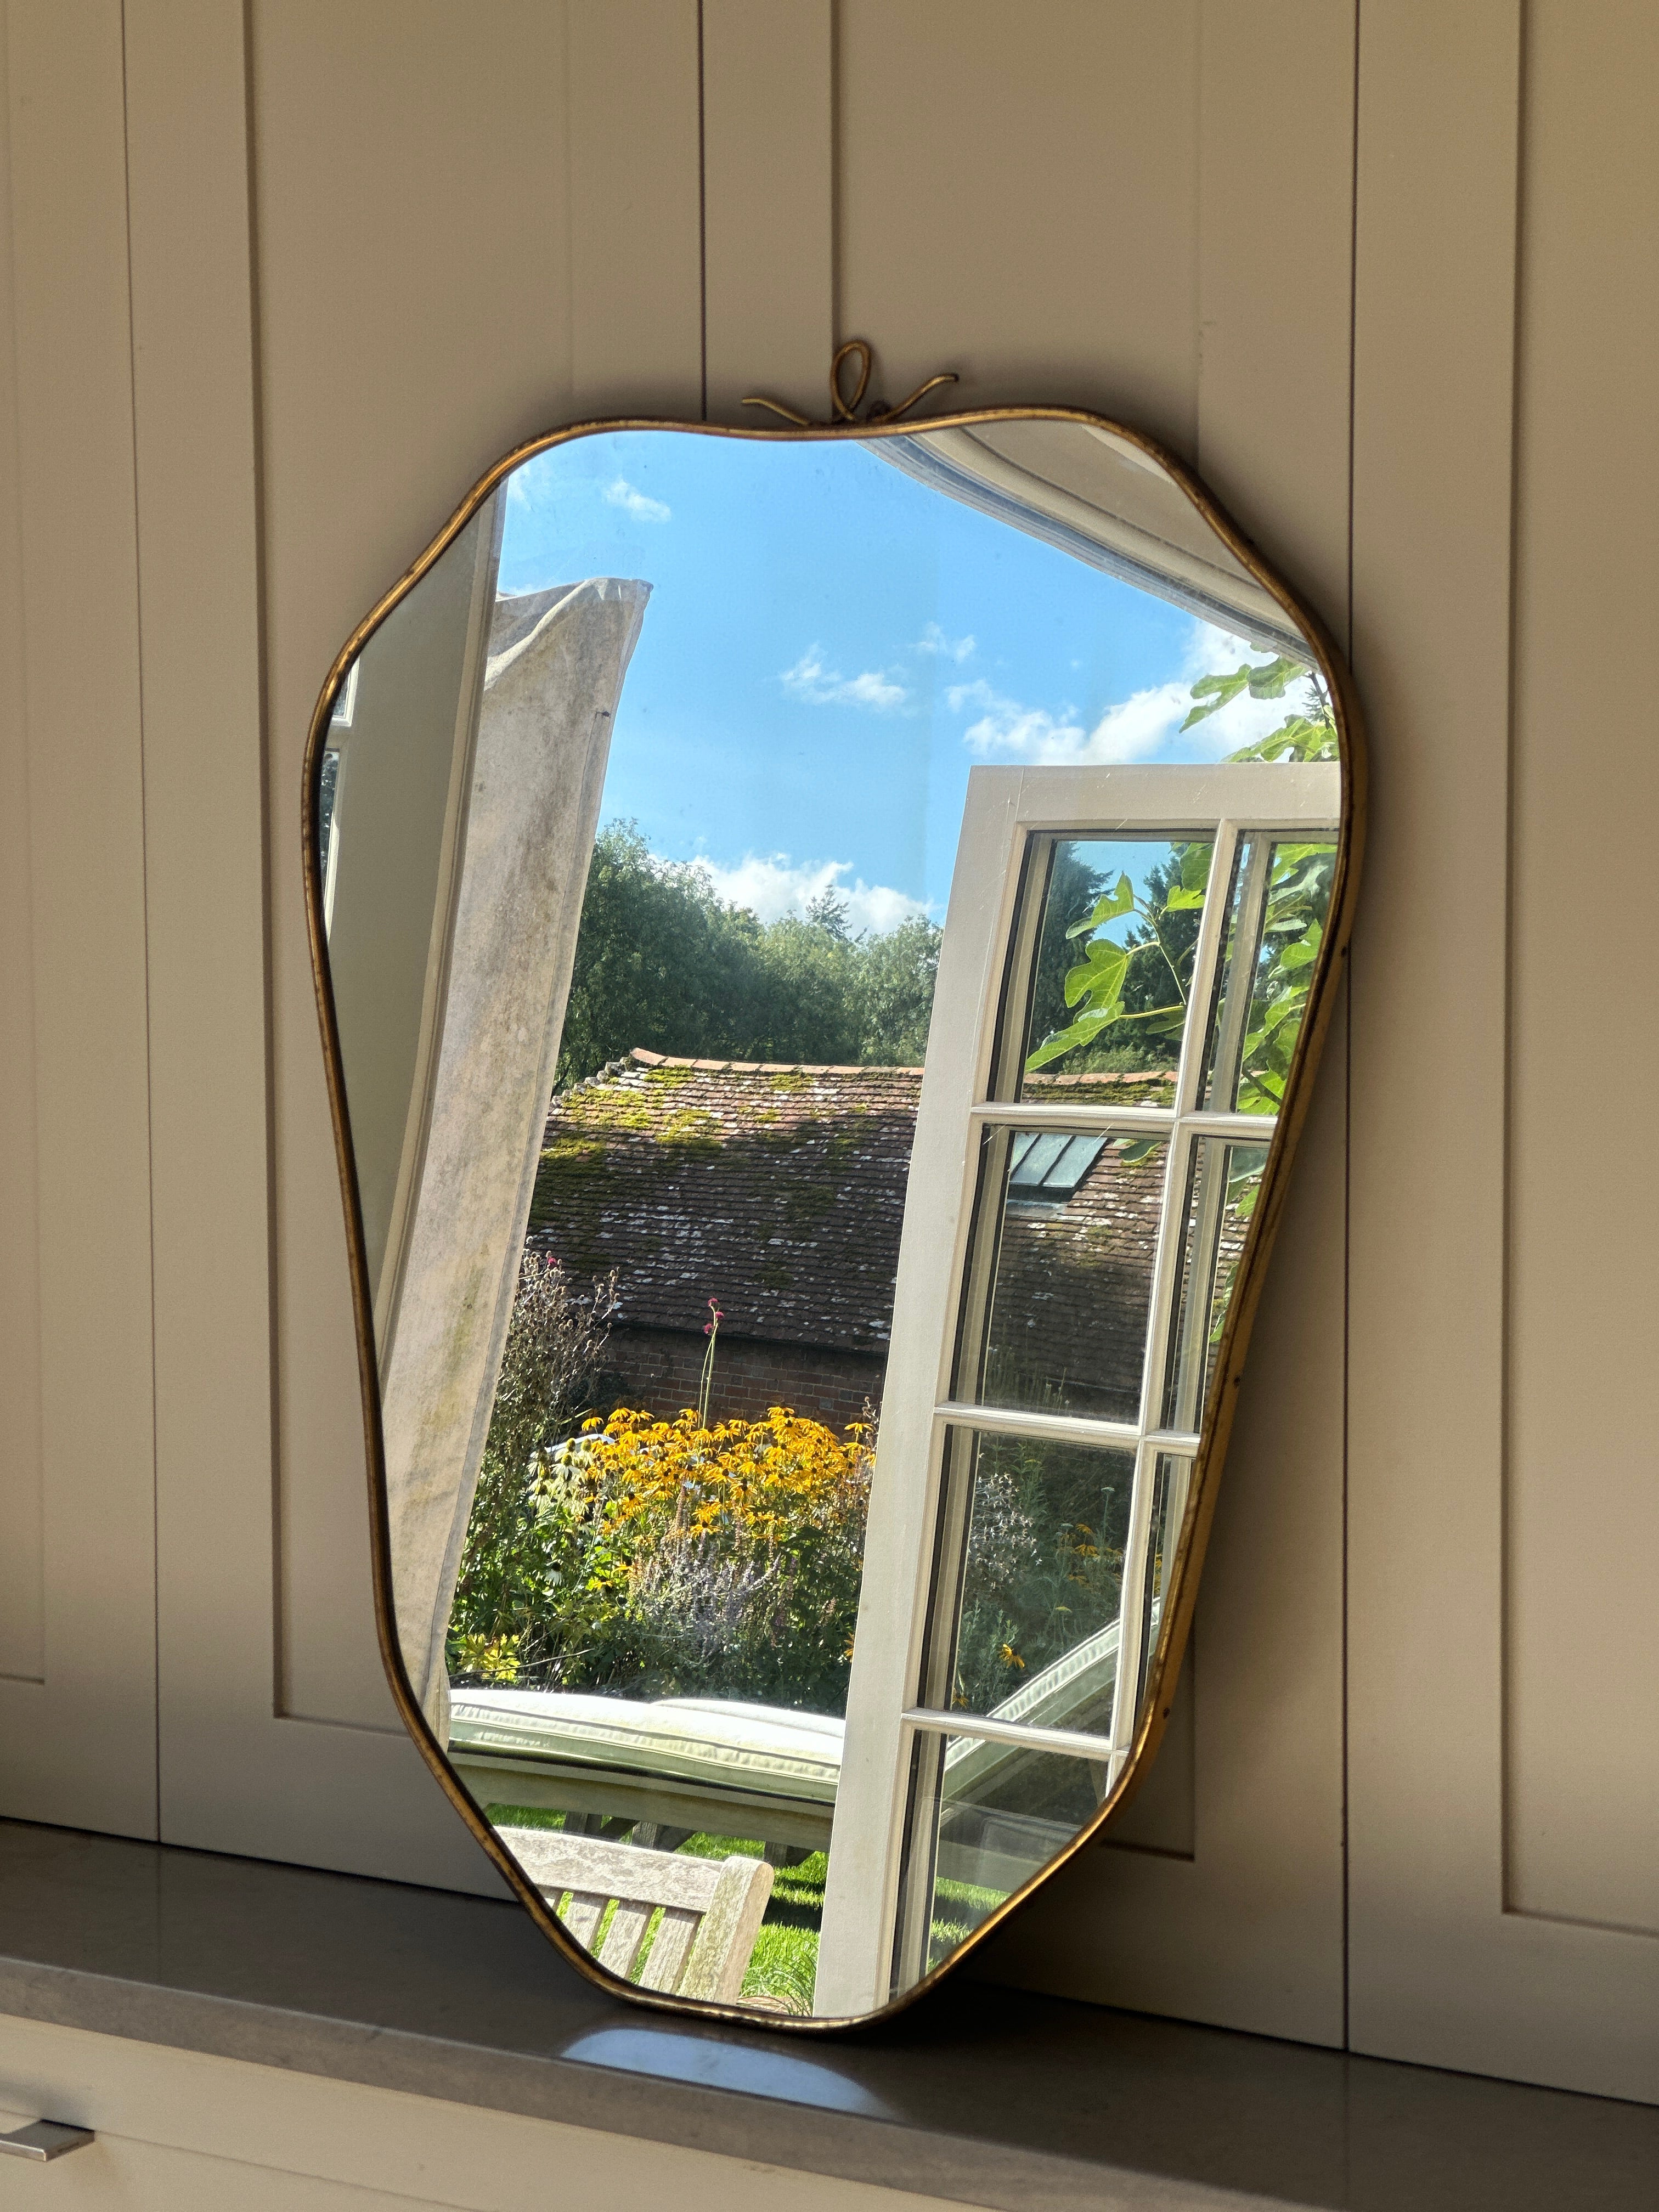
(0, 0, 1654, 2102)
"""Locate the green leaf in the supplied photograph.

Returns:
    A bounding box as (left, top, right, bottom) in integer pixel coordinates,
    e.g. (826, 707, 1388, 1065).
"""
(1063, 939, 1128, 1009)
(1182, 656, 1306, 731)
(1065, 873, 1134, 937)
(1224, 713, 1339, 765)
(1243, 656, 1304, 699)
(1025, 1011, 1114, 1069)
(1181, 669, 1248, 730)
(1255, 992, 1306, 1041)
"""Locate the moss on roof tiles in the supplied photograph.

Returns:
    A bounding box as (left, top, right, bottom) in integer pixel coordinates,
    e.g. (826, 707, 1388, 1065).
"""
(527, 1049, 1176, 1354)
(528, 1051, 921, 1353)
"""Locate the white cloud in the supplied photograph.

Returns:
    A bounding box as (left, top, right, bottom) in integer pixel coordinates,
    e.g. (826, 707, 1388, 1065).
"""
(603, 476, 671, 524)
(947, 624, 1314, 766)
(695, 851, 926, 936)
(916, 622, 975, 663)
(781, 646, 909, 713)
(949, 678, 1092, 761)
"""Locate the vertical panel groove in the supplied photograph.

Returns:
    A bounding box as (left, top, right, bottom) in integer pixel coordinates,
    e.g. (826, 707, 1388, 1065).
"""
(117, 0, 167, 1826)
(238, 0, 285, 1718)
(1341, 3, 1361, 2054)
(0, 0, 47, 1686)
(1497, 0, 1528, 1923)
(697, 0, 707, 421)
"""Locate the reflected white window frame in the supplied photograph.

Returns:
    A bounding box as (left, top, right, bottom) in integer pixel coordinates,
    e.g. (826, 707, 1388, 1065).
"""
(817, 759, 1340, 2017)
(330, 657, 360, 730)
(317, 663, 363, 933)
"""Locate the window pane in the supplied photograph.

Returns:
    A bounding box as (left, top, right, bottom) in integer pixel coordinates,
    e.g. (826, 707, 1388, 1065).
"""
(918, 1427, 1136, 1728)
(1160, 1140, 1267, 1432)
(1135, 1450, 1191, 1708)
(997, 835, 1215, 1099)
(317, 746, 342, 878)
(893, 1730, 1107, 1989)
(1194, 834, 1264, 1109)
(953, 1126, 1167, 1423)
(1200, 838, 1337, 1116)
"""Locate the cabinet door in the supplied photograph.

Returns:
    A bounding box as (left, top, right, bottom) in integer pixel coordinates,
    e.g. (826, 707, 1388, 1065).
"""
(0, 0, 157, 1837)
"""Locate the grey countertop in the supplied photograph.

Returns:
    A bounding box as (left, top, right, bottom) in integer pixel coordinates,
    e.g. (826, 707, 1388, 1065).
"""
(0, 1818, 1654, 2211)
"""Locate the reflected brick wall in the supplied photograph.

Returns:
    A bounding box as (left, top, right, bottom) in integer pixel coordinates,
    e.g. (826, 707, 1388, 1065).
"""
(601, 1323, 884, 1434)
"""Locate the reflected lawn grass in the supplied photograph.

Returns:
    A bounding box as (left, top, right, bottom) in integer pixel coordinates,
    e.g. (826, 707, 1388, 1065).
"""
(486, 1804, 1000, 2011)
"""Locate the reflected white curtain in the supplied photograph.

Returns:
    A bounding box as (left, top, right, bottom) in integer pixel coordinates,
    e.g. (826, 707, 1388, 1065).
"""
(377, 577, 650, 1738)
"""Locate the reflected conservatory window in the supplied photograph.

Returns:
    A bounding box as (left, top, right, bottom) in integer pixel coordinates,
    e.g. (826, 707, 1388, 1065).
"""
(874, 779, 1338, 1999)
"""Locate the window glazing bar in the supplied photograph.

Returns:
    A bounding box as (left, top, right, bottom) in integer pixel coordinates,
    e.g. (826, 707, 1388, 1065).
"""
(968, 1102, 1278, 1143)
(902, 1708, 1116, 1760)
(931, 1402, 1142, 1451)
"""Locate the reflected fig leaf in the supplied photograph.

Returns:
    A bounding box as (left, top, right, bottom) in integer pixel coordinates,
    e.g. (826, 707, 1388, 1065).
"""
(1224, 712, 1338, 764)
(1063, 939, 1128, 1009)
(1027, 995, 1136, 1066)
(1181, 654, 1303, 730)
(1064, 873, 1134, 937)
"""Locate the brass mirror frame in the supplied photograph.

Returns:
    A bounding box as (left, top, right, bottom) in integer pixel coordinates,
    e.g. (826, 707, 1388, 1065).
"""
(303, 403, 1367, 2033)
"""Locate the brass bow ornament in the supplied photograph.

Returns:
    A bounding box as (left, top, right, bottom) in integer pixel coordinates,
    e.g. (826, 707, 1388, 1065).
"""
(743, 339, 958, 429)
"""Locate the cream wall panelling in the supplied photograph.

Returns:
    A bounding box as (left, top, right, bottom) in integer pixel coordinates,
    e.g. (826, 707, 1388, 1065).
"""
(133, 0, 702, 1883)
(701, 0, 833, 422)
(1504, 0, 1659, 1955)
(0, 0, 158, 1837)
(0, 2017, 955, 2212)
(29, 0, 1655, 2106)
(1347, 0, 1659, 2105)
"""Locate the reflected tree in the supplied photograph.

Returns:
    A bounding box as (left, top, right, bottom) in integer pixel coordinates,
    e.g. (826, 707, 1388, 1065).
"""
(555, 823, 941, 1080)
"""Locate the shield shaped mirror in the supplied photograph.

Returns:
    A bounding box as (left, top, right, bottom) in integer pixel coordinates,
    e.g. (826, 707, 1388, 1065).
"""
(307, 403, 1362, 2027)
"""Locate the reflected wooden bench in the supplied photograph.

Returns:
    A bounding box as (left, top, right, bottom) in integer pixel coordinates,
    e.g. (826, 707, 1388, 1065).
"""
(495, 1826, 774, 2004)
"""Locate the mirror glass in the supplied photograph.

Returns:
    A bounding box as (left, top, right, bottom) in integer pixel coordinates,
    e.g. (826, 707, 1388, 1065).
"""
(314, 414, 1345, 2020)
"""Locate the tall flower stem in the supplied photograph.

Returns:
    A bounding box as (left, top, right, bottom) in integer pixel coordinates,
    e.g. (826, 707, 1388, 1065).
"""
(696, 1299, 724, 1427)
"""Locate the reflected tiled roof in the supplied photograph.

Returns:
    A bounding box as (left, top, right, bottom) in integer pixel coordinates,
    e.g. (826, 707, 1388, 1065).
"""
(529, 1048, 1175, 1356)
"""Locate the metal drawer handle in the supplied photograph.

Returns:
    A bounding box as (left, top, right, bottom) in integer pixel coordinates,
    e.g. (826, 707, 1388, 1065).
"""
(0, 2120, 94, 2162)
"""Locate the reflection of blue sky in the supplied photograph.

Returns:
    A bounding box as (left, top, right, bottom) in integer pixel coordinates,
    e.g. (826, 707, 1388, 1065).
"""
(1056, 837, 1206, 934)
(499, 430, 1290, 929)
